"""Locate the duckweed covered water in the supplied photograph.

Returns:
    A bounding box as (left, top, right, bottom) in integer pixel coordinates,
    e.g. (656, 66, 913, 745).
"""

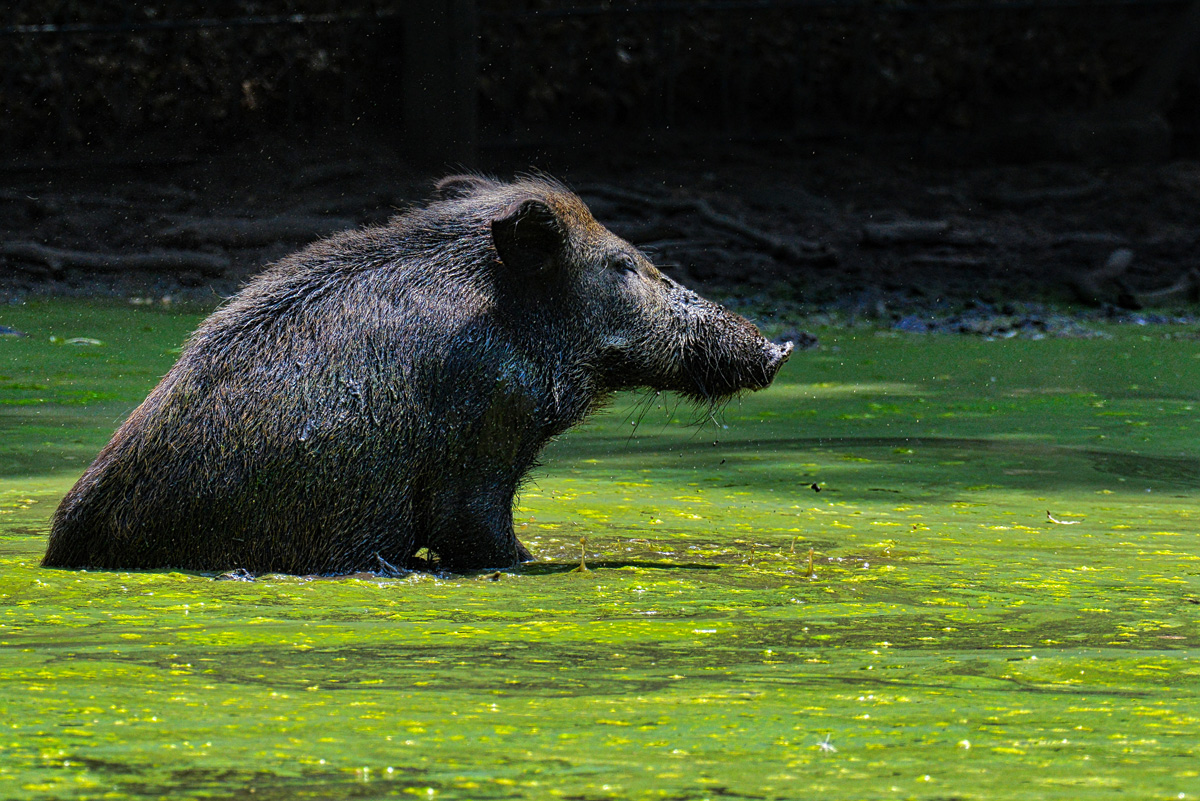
(1, 300, 1198, 800)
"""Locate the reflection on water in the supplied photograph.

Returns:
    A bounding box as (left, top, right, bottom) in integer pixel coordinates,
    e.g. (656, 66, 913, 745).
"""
(1086, 450, 1200, 487)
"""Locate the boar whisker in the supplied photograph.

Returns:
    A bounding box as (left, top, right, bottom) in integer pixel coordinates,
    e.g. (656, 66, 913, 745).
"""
(660, 395, 684, 434)
(628, 392, 658, 442)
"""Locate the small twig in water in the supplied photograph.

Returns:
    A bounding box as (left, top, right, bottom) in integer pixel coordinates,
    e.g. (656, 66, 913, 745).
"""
(374, 553, 405, 577)
(215, 567, 255, 582)
(804, 548, 816, 578)
(571, 535, 590, 573)
(1047, 511, 1082, 525)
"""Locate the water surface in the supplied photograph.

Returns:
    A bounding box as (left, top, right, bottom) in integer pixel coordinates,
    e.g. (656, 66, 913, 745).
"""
(2, 301, 1198, 799)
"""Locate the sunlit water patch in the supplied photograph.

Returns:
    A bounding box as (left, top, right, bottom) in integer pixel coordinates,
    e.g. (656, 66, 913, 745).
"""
(1, 301, 1198, 799)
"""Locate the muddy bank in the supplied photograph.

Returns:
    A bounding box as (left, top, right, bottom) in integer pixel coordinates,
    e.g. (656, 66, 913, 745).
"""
(3, 138, 1198, 328)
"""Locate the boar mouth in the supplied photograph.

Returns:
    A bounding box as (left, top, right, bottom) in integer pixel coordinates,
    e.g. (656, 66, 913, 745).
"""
(745, 338, 794, 390)
(682, 338, 793, 402)
(758, 338, 794, 386)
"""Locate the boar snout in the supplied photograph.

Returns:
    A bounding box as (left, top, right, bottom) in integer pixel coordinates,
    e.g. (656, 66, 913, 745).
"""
(764, 338, 793, 379)
(746, 338, 793, 390)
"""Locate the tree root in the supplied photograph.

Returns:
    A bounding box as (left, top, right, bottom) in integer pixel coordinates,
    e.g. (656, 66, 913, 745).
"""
(862, 220, 950, 246)
(1069, 247, 1200, 308)
(1, 241, 230, 276)
(579, 184, 836, 264)
(157, 214, 355, 248)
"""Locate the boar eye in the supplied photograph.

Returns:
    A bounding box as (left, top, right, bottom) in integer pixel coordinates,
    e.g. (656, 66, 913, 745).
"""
(613, 254, 639, 274)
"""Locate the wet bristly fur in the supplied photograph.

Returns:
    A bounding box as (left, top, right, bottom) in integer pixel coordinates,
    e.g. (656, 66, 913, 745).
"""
(43, 175, 792, 574)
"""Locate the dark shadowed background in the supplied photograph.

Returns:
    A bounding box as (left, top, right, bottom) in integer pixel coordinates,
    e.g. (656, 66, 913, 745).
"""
(2, 0, 1199, 314)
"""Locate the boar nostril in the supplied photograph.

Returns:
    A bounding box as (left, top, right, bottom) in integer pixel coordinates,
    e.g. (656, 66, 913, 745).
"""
(766, 340, 794, 368)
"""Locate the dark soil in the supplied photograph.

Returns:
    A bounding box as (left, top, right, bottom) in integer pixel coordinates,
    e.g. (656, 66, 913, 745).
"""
(3, 133, 1199, 331)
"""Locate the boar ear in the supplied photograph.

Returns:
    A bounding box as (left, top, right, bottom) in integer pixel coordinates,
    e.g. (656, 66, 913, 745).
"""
(490, 199, 565, 273)
(434, 174, 497, 199)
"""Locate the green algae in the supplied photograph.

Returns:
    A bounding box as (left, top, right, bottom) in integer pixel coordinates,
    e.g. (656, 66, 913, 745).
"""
(1, 300, 1199, 800)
